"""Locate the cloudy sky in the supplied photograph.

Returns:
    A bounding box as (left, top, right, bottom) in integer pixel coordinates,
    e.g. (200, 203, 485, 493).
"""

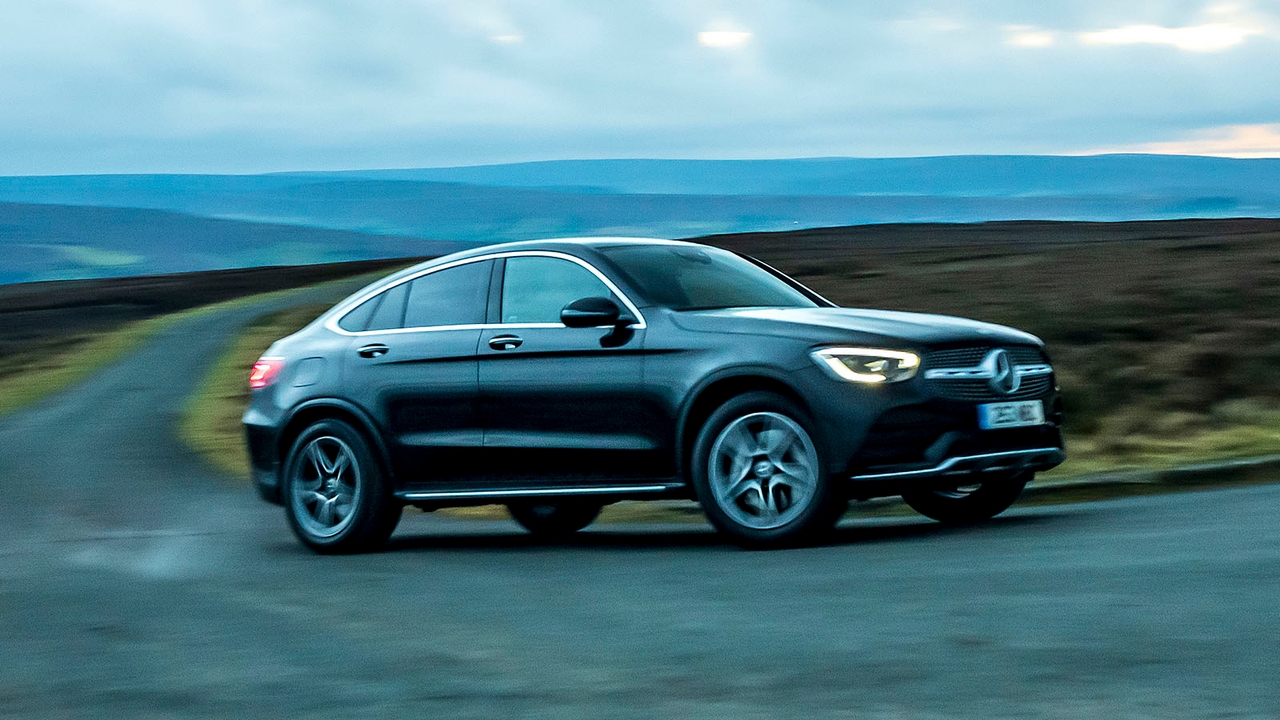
(1, 0, 1278, 174)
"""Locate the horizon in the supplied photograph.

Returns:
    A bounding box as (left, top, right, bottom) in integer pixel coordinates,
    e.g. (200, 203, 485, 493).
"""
(3, 151, 1279, 179)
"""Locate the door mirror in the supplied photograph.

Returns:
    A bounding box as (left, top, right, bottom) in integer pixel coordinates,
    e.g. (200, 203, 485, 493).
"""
(560, 296, 623, 328)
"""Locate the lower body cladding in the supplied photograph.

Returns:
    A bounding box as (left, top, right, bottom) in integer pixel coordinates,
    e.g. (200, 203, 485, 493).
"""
(396, 482, 689, 509)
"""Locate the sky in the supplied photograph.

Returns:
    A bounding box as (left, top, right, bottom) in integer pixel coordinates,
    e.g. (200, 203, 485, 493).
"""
(1, 0, 1278, 174)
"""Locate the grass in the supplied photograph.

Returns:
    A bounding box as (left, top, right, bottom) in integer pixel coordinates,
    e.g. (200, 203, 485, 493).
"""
(0, 293, 266, 418)
(0, 270, 386, 421)
(0, 290, 317, 418)
(0, 314, 185, 417)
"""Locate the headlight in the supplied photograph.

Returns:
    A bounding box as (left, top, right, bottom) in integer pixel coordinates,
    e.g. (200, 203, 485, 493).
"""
(812, 348, 920, 383)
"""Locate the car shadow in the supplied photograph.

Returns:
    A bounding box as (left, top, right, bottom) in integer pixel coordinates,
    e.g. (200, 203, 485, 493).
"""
(382, 510, 1069, 553)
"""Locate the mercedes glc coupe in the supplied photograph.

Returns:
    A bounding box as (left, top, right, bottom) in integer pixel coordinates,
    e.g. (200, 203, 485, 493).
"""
(244, 238, 1064, 552)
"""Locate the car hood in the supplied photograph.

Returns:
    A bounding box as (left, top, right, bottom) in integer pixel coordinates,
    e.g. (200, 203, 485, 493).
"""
(668, 307, 1042, 347)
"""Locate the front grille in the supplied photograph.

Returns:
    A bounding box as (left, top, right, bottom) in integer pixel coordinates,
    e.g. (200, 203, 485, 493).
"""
(926, 345, 1045, 369)
(925, 345, 1053, 402)
(930, 374, 1053, 401)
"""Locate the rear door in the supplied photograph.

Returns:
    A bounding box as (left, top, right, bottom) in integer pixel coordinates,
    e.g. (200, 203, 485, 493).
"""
(478, 254, 665, 485)
(341, 259, 494, 485)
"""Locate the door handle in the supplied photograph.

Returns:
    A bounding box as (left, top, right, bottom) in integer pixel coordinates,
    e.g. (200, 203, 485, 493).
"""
(488, 335, 523, 351)
(356, 343, 389, 358)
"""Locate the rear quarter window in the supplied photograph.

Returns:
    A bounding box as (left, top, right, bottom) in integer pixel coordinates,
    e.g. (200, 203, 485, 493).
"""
(337, 295, 380, 332)
(366, 283, 410, 332)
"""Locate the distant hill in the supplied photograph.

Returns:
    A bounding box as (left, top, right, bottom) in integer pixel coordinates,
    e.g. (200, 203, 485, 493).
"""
(301, 155, 1280, 198)
(0, 203, 467, 284)
(2, 155, 1279, 282)
(0, 155, 1277, 244)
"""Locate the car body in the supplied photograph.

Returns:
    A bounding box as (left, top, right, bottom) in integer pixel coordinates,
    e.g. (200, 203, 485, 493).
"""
(244, 238, 1064, 551)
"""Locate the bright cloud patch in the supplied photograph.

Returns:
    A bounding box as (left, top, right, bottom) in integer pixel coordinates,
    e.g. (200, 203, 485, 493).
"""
(698, 30, 752, 48)
(1004, 25, 1055, 47)
(1089, 124, 1280, 158)
(1078, 22, 1261, 52)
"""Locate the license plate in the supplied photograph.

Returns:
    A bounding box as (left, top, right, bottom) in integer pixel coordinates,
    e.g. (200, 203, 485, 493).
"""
(978, 400, 1045, 429)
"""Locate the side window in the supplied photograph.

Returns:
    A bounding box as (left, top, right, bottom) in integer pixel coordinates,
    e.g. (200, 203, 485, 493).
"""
(403, 260, 492, 328)
(501, 257, 612, 324)
(337, 294, 379, 332)
(367, 282, 409, 332)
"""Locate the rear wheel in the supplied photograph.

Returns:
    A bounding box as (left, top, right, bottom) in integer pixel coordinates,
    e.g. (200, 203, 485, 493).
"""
(282, 419, 401, 554)
(901, 473, 1029, 525)
(507, 501, 602, 538)
(691, 392, 845, 548)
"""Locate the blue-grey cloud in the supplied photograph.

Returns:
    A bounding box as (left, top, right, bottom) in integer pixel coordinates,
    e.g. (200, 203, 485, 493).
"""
(1, 0, 1277, 173)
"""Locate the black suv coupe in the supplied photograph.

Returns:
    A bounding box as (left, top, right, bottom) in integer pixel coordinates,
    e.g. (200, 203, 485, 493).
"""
(244, 238, 1064, 552)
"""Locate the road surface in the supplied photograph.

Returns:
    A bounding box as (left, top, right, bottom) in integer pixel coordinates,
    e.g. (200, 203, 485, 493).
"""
(1, 295, 1277, 719)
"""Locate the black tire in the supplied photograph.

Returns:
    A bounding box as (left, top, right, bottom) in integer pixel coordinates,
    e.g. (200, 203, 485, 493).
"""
(507, 501, 602, 538)
(282, 419, 401, 554)
(901, 473, 1030, 525)
(691, 391, 846, 548)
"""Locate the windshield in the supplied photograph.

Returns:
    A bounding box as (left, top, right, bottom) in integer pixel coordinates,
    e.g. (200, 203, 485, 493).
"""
(598, 244, 818, 311)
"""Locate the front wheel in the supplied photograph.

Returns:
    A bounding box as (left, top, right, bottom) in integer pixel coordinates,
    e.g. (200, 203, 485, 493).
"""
(507, 501, 602, 538)
(901, 473, 1030, 525)
(691, 392, 846, 548)
(282, 419, 401, 554)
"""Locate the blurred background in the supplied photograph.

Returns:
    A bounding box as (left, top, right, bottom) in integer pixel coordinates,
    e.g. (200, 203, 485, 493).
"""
(3, 2, 1280, 718)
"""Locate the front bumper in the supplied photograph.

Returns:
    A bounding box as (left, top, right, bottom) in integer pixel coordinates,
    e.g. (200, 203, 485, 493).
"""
(831, 382, 1065, 498)
(851, 446, 1065, 482)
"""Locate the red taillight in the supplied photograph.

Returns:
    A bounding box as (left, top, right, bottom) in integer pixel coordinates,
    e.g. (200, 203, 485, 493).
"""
(249, 357, 285, 389)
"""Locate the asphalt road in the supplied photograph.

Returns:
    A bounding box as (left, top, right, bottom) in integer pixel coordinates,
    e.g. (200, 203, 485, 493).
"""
(1, 296, 1278, 719)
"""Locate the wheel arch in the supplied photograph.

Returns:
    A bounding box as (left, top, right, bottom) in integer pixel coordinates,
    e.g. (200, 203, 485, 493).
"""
(675, 369, 811, 482)
(278, 399, 393, 480)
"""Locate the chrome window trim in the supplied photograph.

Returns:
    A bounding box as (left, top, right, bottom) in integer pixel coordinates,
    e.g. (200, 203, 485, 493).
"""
(325, 250, 648, 337)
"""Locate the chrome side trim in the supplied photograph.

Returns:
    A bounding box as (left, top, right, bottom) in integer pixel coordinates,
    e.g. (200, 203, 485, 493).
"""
(397, 483, 684, 501)
(325, 250, 648, 337)
(850, 447, 1066, 482)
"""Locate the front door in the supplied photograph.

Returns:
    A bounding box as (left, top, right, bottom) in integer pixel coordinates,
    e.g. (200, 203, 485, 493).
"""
(478, 254, 663, 485)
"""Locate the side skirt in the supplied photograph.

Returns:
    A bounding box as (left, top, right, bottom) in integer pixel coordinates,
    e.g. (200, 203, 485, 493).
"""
(396, 482, 688, 505)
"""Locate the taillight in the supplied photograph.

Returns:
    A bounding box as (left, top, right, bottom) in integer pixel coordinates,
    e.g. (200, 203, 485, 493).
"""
(249, 357, 285, 389)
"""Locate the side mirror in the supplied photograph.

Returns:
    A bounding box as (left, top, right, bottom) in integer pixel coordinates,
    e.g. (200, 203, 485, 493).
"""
(560, 296, 623, 328)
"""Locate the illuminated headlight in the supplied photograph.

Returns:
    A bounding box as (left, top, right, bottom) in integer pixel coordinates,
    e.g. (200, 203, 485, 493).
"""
(812, 348, 920, 383)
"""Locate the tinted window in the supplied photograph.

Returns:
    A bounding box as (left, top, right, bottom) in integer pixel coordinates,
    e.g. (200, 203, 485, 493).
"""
(599, 245, 817, 311)
(404, 260, 492, 328)
(367, 282, 409, 331)
(337, 294, 379, 332)
(502, 257, 612, 324)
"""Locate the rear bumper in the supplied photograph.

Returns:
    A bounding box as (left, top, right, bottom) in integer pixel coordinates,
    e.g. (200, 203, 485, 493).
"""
(850, 446, 1065, 482)
(244, 421, 283, 505)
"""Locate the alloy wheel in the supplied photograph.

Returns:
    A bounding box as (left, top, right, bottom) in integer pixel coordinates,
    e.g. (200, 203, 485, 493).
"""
(707, 412, 820, 530)
(290, 435, 361, 539)
(934, 484, 983, 500)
